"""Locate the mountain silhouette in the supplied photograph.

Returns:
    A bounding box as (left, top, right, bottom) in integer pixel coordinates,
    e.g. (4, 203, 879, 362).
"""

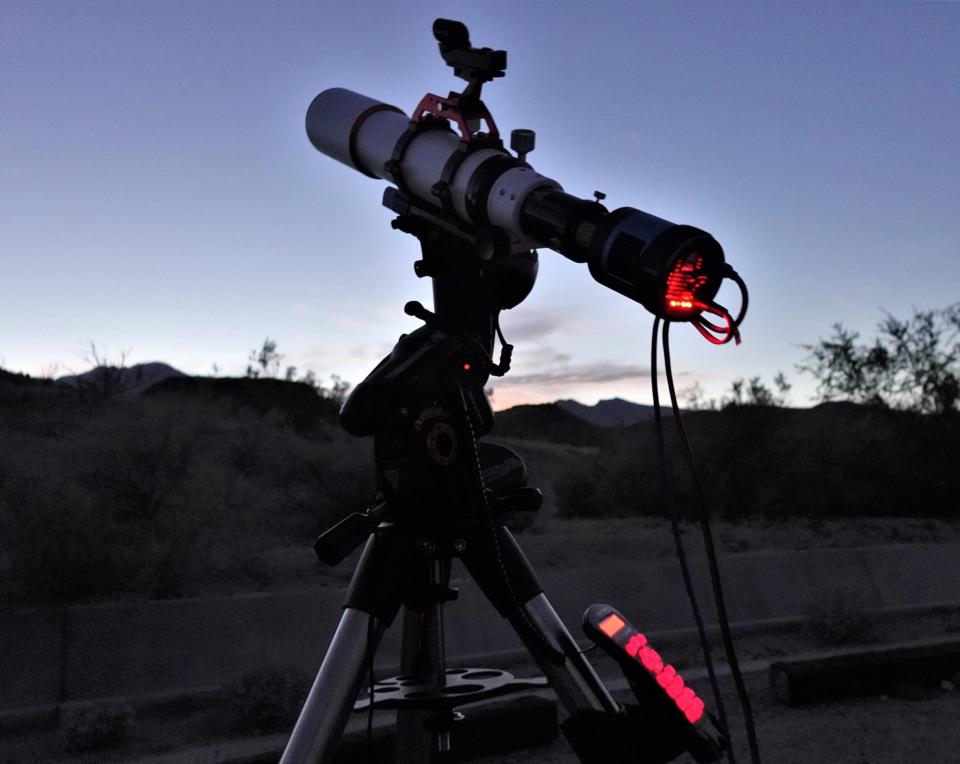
(556, 397, 671, 427)
(57, 362, 186, 395)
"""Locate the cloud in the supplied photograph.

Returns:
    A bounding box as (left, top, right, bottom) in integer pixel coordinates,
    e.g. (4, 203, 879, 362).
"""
(499, 309, 564, 342)
(504, 362, 658, 387)
(518, 344, 572, 368)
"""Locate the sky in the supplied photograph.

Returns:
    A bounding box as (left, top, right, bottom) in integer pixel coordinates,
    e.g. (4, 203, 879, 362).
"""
(2, 1, 958, 410)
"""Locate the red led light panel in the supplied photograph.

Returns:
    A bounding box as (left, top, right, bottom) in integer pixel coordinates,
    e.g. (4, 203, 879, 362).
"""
(625, 633, 647, 657)
(664, 252, 709, 316)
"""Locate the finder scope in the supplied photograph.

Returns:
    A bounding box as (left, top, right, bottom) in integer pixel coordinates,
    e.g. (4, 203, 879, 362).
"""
(306, 20, 741, 333)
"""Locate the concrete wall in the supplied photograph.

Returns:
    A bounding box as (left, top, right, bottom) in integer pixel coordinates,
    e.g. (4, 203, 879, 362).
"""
(2, 542, 958, 715)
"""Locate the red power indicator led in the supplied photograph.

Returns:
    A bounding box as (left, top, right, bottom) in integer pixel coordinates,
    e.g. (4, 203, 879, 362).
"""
(664, 252, 710, 317)
(598, 613, 626, 637)
(462, 362, 471, 371)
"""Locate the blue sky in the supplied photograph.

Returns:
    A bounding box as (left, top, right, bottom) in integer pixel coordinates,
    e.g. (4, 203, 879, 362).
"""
(2, 1, 958, 409)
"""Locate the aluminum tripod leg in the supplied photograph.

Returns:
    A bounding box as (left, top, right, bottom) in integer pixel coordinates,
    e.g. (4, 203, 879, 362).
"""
(279, 607, 386, 764)
(281, 528, 413, 764)
(520, 592, 618, 714)
(460, 524, 619, 718)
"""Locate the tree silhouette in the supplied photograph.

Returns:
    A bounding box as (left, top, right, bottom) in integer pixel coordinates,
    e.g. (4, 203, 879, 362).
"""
(798, 305, 960, 413)
(246, 338, 282, 379)
(243, 338, 351, 404)
(722, 372, 791, 408)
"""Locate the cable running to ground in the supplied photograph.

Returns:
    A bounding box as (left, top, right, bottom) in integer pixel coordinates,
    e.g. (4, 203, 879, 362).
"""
(662, 322, 761, 764)
(651, 317, 736, 764)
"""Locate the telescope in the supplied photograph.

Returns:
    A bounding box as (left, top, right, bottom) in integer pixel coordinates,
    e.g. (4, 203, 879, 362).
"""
(285, 18, 751, 764)
(306, 20, 745, 342)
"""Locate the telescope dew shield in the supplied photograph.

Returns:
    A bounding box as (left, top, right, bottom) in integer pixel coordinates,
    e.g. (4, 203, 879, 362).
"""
(587, 208, 725, 320)
(306, 88, 560, 250)
(306, 88, 407, 179)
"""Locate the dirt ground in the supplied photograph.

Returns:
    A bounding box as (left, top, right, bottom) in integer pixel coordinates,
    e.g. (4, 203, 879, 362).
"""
(4, 509, 958, 763)
(3, 608, 957, 763)
(243, 513, 960, 597)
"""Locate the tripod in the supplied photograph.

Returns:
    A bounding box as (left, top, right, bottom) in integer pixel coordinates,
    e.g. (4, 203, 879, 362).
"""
(279, 218, 722, 764)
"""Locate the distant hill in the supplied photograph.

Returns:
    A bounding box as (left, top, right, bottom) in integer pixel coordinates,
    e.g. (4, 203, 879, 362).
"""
(0, 368, 53, 388)
(556, 397, 672, 427)
(494, 402, 602, 444)
(57, 362, 186, 395)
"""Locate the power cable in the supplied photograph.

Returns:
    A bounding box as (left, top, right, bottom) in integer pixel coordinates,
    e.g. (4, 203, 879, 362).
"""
(662, 322, 762, 764)
(651, 318, 736, 764)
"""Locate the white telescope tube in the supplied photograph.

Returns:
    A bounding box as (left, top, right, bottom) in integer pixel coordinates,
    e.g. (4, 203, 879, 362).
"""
(306, 88, 560, 248)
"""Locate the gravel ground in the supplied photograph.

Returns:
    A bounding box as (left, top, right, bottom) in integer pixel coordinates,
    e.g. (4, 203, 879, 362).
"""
(475, 669, 960, 764)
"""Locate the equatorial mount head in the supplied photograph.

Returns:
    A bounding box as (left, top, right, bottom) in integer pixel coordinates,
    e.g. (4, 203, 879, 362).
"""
(433, 19, 506, 105)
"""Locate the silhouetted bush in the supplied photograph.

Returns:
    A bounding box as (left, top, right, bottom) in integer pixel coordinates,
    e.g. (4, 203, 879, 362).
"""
(0, 375, 373, 602)
(554, 456, 657, 519)
(552, 404, 959, 521)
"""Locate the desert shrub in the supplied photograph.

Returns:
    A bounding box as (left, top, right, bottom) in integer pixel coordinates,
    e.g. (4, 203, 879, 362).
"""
(227, 665, 310, 733)
(554, 450, 662, 519)
(60, 700, 134, 753)
(554, 404, 959, 521)
(802, 588, 875, 646)
(0, 377, 374, 603)
(722, 373, 791, 408)
(555, 459, 602, 518)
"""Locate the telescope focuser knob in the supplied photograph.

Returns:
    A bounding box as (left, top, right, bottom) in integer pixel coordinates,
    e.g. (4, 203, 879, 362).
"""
(510, 129, 535, 163)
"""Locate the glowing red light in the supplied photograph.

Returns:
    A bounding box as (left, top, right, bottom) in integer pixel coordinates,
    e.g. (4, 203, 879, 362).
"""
(463, 363, 471, 371)
(676, 687, 696, 712)
(599, 613, 626, 638)
(666, 674, 685, 699)
(664, 252, 709, 317)
(685, 697, 705, 724)
(597, 615, 705, 727)
(656, 664, 677, 688)
(625, 633, 647, 657)
(639, 646, 664, 674)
